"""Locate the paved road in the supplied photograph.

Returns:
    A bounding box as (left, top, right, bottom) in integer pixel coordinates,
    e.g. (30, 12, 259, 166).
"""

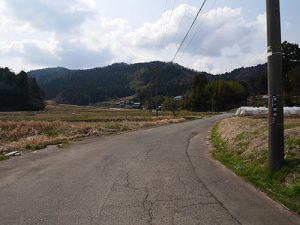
(0, 114, 299, 225)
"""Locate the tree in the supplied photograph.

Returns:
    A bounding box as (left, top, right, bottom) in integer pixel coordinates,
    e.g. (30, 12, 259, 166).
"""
(282, 41, 300, 105)
(189, 74, 208, 111)
(56, 89, 90, 106)
(162, 96, 178, 117)
(26, 77, 45, 110)
(289, 66, 300, 105)
(0, 68, 45, 111)
(204, 80, 248, 111)
(185, 76, 248, 112)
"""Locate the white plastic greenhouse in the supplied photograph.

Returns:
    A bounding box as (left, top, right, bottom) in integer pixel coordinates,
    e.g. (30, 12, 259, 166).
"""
(235, 107, 300, 116)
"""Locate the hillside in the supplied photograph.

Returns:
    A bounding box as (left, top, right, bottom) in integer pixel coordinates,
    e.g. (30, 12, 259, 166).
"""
(28, 61, 267, 105)
(29, 67, 75, 84)
(217, 64, 268, 94)
(29, 63, 141, 104)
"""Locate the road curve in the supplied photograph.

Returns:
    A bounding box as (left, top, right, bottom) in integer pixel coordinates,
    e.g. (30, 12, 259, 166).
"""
(0, 114, 299, 225)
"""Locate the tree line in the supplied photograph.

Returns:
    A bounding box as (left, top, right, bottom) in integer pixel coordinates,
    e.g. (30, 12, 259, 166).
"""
(139, 74, 248, 112)
(0, 68, 45, 111)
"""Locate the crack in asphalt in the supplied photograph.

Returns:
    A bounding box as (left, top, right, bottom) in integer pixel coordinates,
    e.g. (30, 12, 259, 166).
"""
(142, 186, 154, 225)
(185, 132, 243, 225)
(125, 170, 131, 188)
(96, 122, 242, 224)
(145, 148, 155, 158)
(175, 171, 187, 195)
(96, 177, 118, 218)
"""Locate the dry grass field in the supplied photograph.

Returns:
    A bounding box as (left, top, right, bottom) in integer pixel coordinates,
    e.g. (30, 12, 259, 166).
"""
(0, 102, 211, 157)
(212, 116, 300, 215)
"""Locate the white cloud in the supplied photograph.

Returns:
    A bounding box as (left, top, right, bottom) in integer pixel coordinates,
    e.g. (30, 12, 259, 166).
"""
(127, 4, 196, 50)
(122, 5, 267, 72)
(192, 57, 214, 73)
(0, 2, 269, 73)
(4, 0, 95, 32)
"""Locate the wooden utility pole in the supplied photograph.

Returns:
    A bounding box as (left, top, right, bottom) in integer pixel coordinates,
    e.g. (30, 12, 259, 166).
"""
(266, 0, 284, 171)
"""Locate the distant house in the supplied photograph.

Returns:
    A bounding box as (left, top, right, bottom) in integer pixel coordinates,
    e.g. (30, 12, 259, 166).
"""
(174, 96, 182, 101)
(132, 102, 142, 109)
(117, 101, 126, 108)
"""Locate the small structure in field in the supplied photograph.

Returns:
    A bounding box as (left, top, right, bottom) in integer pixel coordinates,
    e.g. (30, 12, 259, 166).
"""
(235, 107, 300, 116)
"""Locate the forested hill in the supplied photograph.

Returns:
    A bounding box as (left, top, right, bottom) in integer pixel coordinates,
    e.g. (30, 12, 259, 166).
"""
(211, 63, 268, 94)
(28, 61, 267, 105)
(28, 62, 203, 105)
(29, 62, 143, 104)
(29, 67, 75, 84)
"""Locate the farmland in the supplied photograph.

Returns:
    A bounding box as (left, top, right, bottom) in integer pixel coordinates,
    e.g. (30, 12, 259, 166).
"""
(0, 102, 211, 156)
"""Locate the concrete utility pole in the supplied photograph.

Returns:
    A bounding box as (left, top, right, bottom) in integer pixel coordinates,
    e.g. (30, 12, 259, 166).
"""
(266, 0, 284, 171)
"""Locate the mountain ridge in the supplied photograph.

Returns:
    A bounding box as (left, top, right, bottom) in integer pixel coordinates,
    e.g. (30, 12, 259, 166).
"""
(28, 61, 267, 105)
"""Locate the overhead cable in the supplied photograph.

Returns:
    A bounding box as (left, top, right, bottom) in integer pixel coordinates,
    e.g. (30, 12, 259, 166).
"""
(182, 0, 217, 53)
(171, 0, 208, 62)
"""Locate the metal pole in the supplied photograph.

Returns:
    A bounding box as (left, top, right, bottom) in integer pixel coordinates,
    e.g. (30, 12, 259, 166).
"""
(266, 0, 284, 171)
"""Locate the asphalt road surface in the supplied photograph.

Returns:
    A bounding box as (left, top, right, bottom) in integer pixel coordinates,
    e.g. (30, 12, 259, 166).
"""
(1, 114, 300, 225)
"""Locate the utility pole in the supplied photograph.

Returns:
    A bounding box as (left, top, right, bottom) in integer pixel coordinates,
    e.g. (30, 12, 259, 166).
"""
(266, 0, 284, 171)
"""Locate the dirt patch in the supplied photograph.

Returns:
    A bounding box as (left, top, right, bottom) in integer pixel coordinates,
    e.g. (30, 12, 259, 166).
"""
(218, 117, 267, 157)
(286, 127, 300, 137)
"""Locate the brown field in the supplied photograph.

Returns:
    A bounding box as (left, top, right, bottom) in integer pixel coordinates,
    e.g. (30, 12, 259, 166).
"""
(0, 103, 211, 155)
(218, 117, 300, 159)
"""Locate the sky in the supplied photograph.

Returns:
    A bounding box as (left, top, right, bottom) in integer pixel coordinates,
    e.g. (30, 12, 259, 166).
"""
(0, 0, 299, 74)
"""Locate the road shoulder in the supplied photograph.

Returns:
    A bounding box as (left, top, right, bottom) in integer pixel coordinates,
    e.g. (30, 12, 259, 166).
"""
(187, 129, 300, 225)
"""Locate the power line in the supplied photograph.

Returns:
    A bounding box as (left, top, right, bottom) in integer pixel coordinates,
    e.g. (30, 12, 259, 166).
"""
(161, 0, 170, 31)
(165, 0, 191, 60)
(171, 0, 208, 62)
(165, 0, 177, 32)
(159, 0, 172, 48)
(182, 0, 217, 54)
(160, 0, 177, 60)
(151, 1, 173, 116)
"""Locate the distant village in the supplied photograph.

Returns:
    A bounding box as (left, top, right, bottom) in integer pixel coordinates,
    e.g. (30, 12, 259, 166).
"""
(115, 96, 183, 110)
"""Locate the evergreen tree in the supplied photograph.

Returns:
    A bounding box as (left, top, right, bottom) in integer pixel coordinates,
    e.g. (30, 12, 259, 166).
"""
(0, 68, 45, 111)
(282, 41, 300, 105)
(185, 77, 248, 112)
(190, 74, 207, 111)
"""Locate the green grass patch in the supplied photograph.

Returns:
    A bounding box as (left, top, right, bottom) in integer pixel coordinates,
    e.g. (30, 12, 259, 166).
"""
(211, 123, 300, 216)
(44, 129, 60, 137)
(0, 154, 9, 161)
(25, 143, 46, 150)
(285, 136, 300, 159)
